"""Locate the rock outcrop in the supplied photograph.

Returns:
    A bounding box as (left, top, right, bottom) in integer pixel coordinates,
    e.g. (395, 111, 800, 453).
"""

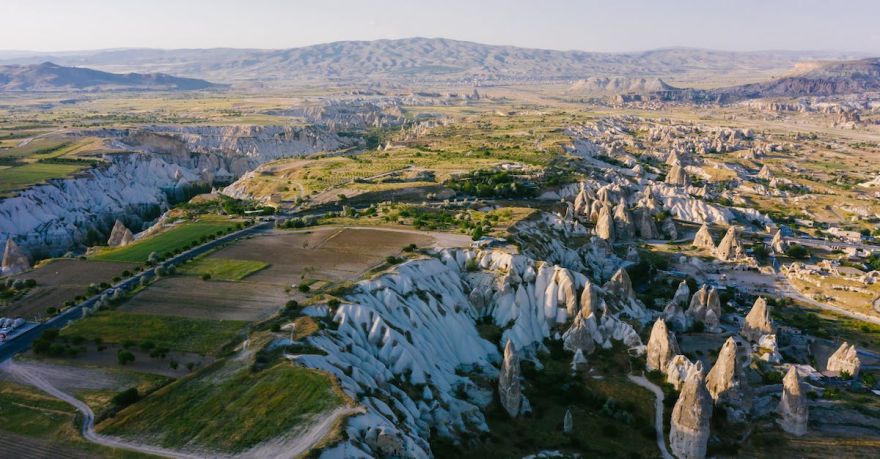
(613, 199, 635, 241)
(670, 365, 712, 459)
(106, 219, 135, 247)
(1, 238, 30, 275)
(666, 355, 701, 390)
(777, 366, 808, 436)
(826, 342, 861, 377)
(563, 409, 573, 434)
(499, 340, 526, 418)
(666, 164, 689, 187)
(596, 205, 615, 241)
(686, 285, 721, 333)
(636, 208, 660, 239)
(663, 280, 690, 331)
(646, 318, 679, 372)
(715, 226, 744, 261)
(706, 337, 748, 406)
(770, 229, 787, 254)
(741, 297, 773, 342)
(692, 224, 715, 251)
(756, 334, 782, 363)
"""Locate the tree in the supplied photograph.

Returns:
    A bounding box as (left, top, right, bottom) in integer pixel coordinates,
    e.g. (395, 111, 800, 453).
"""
(117, 350, 135, 365)
(112, 388, 140, 408)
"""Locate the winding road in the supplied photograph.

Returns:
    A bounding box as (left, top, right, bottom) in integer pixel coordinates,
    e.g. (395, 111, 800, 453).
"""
(627, 374, 674, 459)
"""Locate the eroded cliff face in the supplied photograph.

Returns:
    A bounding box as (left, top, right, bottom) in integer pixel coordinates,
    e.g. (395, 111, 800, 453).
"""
(293, 247, 645, 458)
(0, 125, 345, 258)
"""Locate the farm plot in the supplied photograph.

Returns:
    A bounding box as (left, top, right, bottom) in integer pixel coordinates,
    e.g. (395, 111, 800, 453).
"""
(92, 219, 239, 263)
(208, 227, 434, 284)
(119, 276, 288, 321)
(4, 259, 136, 320)
(177, 257, 268, 281)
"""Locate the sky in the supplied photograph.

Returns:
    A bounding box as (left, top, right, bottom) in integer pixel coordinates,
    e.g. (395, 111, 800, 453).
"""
(2, 0, 879, 54)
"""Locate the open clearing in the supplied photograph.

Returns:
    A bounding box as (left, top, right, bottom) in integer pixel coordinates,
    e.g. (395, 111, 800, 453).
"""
(209, 227, 435, 284)
(120, 276, 288, 321)
(61, 311, 247, 355)
(92, 220, 239, 263)
(177, 257, 268, 281)
(4, 259, 136, 320)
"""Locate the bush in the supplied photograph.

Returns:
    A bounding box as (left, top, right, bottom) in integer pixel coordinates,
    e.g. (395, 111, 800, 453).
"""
(328, 298, 341, 308)
(201, 273, 212, 281)
(112, 387, 140, 408)
(298, 283, 311, 293)
(117, 350, 135, 365)
(465, 259, 479, 272)
(785, 244, 810, 259)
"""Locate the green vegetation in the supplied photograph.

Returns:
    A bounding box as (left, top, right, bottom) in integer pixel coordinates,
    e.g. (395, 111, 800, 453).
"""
(92, 220, 238, 263)
(0, 162, 84, 194)
(61, 311, 246, 355)
(179, 257, 268, 281)
(445, 169, 538, 198)
(99, 362, 343, 452)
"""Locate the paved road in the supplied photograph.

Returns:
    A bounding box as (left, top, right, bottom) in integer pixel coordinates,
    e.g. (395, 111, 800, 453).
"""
(627, 374, 674, 459)
(0, 220, 273, 363)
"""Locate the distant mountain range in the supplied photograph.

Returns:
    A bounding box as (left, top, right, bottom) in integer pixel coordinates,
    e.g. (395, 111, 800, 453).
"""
(0, 62, 219, 91)
(0, 38, 865, 84)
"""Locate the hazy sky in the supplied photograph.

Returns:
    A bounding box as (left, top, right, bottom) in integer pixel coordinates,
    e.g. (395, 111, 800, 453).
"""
(2, 0, 879, 53)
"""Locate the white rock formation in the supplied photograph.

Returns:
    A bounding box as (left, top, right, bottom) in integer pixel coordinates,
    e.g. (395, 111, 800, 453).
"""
(756, 334, 782, 363)
(613, 199, 635, 241)
(741, 297, 773, 342)
(563, 409, 573, 434)
(692, 224, 715, 251)
(715, 226, 744, 261)
(777, 366, 808, 436)
(666, 355, 701, 390)
(770, 230, 787, 254)
(106, 219, 135, 247)
(1, 239, 30, 275)
(604, 268, 649, 321)
(596, 205, 615, 242)
(686, 285, 721, 333)
(669, 365, 712, 459)
(499, 340, 527, 418)
(826, 342, 861, 377)
(646, 318, 679, 372)
(663, 280, 690, 331)
(706, 337, 748, 406)
(666, 165, 689, 187)
(635, 208, 660, 239)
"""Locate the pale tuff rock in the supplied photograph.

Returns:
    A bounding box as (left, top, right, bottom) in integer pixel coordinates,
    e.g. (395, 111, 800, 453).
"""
(562, 309, 598, 355)
(777, 366, 808, 436)
(741, 297, 774, 342)
(706, 337, 748, 405)
(580, 281, 598, 318)
(605, 268, 635, 301)
(666, 355, 702, 390)
(589, 199, 603, 222)
(613, 199, 636, 241)
(756, 334, 782, 363)
(666, 150, 682, 167)
(666, 164, 689, 187)
(106, 219, 134, 247)
(663, 280, 690, 331)
(715, 226, 744, 261)
(604, 267, 650, 322)
(669, 365, 712, 459)
(661, 217, 678, 240)
(571, 348, 588, 372)
(573, 183, 592, 215)
(757, 164, 772, 180)
(635, 208, 660, 239)
(770, 229, 787, 254)
(637, 185, 661, 212)
(826, 342, 861, 377)
(596, 205, 615, 241)
(646, 318, 680, 372)
(692, 224, 715, 251)
(686, 285, 722, 333)
(631, 164, 644, 176)
(2, 239, 30, 275)
(499, 340, 527, 418)
(364, 428, 406, 457)
(563, 409, 573, 434)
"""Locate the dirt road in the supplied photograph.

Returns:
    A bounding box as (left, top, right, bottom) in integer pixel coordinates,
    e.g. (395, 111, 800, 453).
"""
(627, 374, 674, 459)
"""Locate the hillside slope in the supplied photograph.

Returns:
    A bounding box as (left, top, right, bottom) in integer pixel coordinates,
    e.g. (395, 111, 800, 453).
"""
(0, 62, 219, 91)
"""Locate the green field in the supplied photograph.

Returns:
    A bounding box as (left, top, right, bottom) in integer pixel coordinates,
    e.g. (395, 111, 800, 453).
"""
(0, 380, 151, 458)
(99, 362, 343, 452)
(0, 162, 84, 194)
(92, 220, 238, 263)
(61, 311, 247, 355)
(178, 257, 268, 281)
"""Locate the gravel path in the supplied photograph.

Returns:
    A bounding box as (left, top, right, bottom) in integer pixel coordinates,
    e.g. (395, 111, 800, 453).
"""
(627, 374, 674, 459)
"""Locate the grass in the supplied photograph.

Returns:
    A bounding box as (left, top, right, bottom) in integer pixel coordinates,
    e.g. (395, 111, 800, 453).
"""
(0, 380, 153, 458)
(178, 257, 268, 281)
(92, 220, 238, 263)
(0, 162, 84, 194)
(61, 311, 247, 355)
(98, 362, 343, 452)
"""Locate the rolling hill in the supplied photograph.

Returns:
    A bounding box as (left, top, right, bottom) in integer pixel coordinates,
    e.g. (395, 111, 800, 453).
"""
(0, 62, 220, 91)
